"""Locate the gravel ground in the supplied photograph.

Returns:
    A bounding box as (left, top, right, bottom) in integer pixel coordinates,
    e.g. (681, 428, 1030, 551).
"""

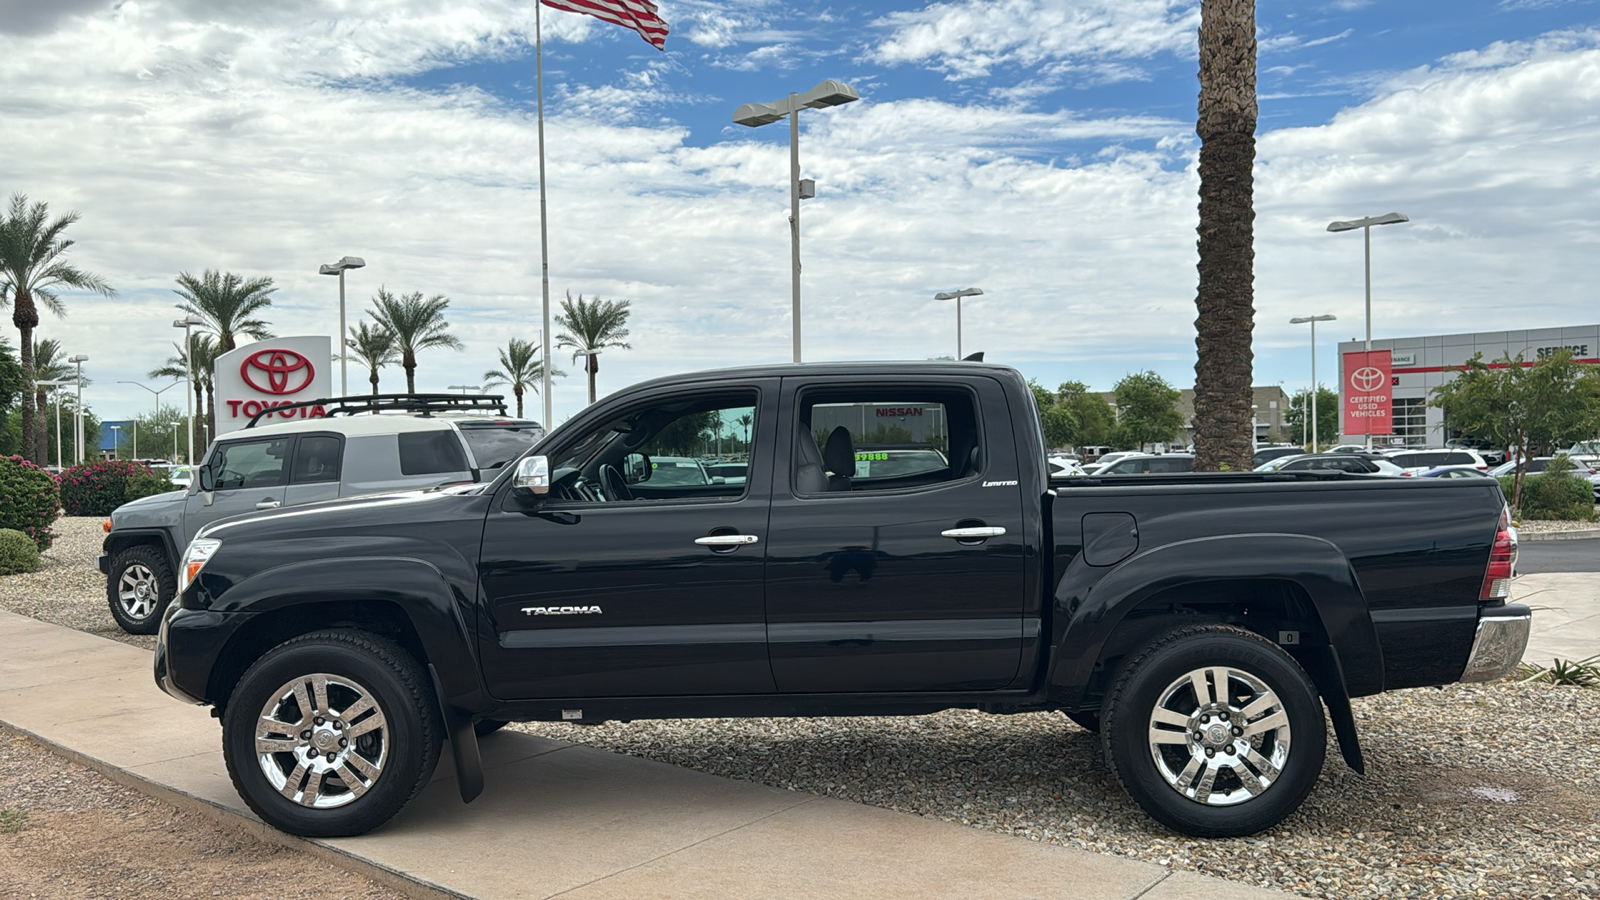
(6, 517, 1599, 899)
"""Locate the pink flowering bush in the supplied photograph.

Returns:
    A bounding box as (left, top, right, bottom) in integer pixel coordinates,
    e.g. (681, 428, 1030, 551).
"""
(0, 455, 60, 551)
(58, 459, 172, 517)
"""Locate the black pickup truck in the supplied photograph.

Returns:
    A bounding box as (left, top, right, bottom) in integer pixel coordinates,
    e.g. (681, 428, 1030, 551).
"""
(151, 362, 1529, 839)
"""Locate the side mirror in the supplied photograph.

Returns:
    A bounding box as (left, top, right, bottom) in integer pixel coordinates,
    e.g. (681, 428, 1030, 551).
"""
(711, 475, 726, 485)
(197, 465, 215, 493)
(513, 455, 551, 495)
(624, 452, 652, 484)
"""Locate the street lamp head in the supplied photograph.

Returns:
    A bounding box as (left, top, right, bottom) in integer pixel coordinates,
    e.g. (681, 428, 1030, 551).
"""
(732, 102, 786, 127)
(1289, 315, 1337, 324)
(320, 256, 366, 274)
(173, 317, 206, 328)
(1327, 212, 1409, 232)
(798, 80, 859, 109)
(69, 354, 88, 363)
(935, 288, 984, 301)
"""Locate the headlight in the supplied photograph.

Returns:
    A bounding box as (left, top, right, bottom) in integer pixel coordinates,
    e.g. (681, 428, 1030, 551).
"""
(179, 539, 222, 594)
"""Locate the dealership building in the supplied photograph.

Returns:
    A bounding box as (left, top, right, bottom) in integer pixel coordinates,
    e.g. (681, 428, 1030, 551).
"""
(1337, 324, 1600, 447)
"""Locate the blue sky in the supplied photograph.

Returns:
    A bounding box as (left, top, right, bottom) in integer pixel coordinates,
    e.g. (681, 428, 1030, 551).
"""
(2, 0, 1599, 425)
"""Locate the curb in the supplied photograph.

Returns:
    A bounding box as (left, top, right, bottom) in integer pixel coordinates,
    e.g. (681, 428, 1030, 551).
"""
(1518, 528, 1600, 542)
(2, 721, 459, 900)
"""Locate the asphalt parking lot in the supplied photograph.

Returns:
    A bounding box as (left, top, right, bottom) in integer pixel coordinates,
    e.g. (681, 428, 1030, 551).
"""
(1518, 538, 1600, 574)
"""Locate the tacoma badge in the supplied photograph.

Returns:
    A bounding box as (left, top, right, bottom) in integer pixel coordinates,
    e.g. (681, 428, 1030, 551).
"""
(521, 605, 603, 616)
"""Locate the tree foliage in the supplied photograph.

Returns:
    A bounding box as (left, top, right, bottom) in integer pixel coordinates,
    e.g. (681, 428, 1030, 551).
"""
(1031, 379, 1116, 449)
(1113, 371, 1187, 450)
(0, 193, 114, 464)
(483, 337, 564, 418)
(1284, 385, 1339, 450)
(347, 321, 399, 398)
(173, 269, 275, 353)
(555, 292, 632, 405)
(1430, 350, 1600, 507)
(368, 288, 464, 394)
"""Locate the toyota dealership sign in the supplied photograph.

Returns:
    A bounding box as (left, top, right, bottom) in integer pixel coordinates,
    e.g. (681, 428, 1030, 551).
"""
(213, 336, 332, 435)
(1341, 349, 1393, 435)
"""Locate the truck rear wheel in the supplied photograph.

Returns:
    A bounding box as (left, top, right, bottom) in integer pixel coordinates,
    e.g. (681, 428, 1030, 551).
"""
(222, 630, 442, 837)
(1100, 624, 1325, 838)
(106, 544, 175, 634)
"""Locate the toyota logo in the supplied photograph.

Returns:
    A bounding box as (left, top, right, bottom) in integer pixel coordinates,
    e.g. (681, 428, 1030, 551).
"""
(1350, 367, 1385, 393)
(241, 349, 315, 395)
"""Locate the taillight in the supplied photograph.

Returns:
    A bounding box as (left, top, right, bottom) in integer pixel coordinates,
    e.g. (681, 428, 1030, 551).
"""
(1480, 507, 1517, 601)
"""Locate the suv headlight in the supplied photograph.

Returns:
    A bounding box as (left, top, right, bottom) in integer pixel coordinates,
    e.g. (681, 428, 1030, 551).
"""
(179, 539, 222, 594)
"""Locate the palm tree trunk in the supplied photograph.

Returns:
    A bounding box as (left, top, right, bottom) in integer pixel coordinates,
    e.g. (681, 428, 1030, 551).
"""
(1192, 0, 1258, 473)
(370, 367, 380, 397)
(192, 380, 205, 462)
(586, 354, 597, 405)
(513, 385, 524, 418)
(404, 352, 417, 394)
(14, 292, 40, 464)
(205, 384, 216, 448)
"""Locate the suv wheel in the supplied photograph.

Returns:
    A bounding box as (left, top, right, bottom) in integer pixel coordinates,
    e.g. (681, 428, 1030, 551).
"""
(222, 631, 442, 837)
(106, 544, 176, 634)
(1101, 624, 1325, 838)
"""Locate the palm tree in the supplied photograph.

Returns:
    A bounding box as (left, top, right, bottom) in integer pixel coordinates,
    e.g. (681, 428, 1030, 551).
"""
(482, 337, 564, 418)
(30, 337, 74, 462)
(555, 292, 632, 405)
(0, 194, 115, 464)
(151, 334, 219, 456)
(172, 269, 275, 353)
(1191, 0, 1258, 472)
(346, 321, 399, 397)
(367, 288, 463, 394)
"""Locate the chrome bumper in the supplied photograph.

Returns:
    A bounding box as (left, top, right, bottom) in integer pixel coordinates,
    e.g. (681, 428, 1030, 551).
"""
(1459, 605, 1532, 683)
(153, 604, 205, 705)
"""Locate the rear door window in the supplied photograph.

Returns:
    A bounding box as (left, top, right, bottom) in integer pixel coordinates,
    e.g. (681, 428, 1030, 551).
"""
(1444, 452, 1477, 466)
(290, 434, 342, 484)
(398, 431, 470, 475)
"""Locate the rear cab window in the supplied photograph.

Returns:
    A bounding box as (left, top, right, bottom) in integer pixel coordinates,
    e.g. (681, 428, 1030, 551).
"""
(791, 386, 988, 495)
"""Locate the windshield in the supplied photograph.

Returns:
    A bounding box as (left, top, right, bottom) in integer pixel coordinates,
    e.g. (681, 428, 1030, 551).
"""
(458, 424, 546, 470)
(647, 458, 710, 485)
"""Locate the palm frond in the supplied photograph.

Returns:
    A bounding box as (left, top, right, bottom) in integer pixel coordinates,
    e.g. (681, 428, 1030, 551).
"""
(173, 269, 276, 350)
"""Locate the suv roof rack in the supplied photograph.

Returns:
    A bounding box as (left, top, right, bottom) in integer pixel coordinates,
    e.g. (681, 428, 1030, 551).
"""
(245, 393, 509, 429)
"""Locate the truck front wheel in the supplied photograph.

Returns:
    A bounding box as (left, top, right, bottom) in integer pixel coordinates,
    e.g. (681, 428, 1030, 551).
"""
(1101, 624, 1325, 838)
(106, 544, 175, 634)
(221, 631, 443, 837)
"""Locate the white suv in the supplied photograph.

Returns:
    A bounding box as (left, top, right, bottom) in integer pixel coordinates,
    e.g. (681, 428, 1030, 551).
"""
(99, 394, 544, 634)
(1384, 448, 1489, 476)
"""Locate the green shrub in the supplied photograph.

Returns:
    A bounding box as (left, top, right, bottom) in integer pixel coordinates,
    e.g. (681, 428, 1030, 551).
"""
(58, 459, 173, 517)
(0, 528, 41, 575)
(0, 455, 60, 551)
(1510, 462, 1597, 522)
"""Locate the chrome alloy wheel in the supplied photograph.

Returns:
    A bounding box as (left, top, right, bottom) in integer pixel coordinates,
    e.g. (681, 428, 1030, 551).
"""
(117, 564, 159, 618)
(1146, 666, 1292, 807)
(254, 673, 388, 809)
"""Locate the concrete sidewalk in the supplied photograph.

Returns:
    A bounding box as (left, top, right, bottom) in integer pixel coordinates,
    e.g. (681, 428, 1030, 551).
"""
(0, 610, 1288, 900)
(1514, 573, 1600, 665)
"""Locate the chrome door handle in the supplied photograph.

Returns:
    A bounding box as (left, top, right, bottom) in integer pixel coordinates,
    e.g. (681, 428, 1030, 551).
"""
(941, 526, 1005, 539)
(694, 534, 760, 546)
(255, 499, 281, 510)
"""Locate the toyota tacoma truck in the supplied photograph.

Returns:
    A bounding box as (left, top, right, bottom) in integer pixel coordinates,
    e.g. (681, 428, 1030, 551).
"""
(151, 362, 1528, 839)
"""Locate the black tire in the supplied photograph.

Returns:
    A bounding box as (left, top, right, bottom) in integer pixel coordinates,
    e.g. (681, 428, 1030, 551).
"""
(222, 631, 443, 837)
(474, 718, 508, 737)
(106, 544, 176, 634)
(1101, 624, 1325, 838)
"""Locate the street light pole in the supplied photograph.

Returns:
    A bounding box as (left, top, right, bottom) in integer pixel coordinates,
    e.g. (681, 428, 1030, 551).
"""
(110, 424, 121, 460)
(174, 317, 207, 464)
(1328, 212, 1407, 449)
(1290, 315, 1337, 452)
(119, 380, 181, 461)
(934, 288, 984, 359)
(68, 355, 88, 464)
(319, 256, 367, 396)
(733, 80, 860, 363)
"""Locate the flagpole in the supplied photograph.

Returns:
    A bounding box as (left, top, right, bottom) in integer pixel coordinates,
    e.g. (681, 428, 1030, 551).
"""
(536, 1, 554, 430)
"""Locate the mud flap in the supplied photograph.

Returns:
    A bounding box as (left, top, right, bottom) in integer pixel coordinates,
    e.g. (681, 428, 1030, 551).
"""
(1299, 645, 1365, 775)
(429, 664, 484, 803)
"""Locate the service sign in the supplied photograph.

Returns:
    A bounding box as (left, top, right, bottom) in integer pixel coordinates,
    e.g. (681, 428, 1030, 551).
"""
(213, 336, 332, 435)
(1342, 349, 1393, 435)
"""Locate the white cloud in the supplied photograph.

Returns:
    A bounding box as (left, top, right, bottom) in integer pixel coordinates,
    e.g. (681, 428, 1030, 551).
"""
(870, 0, 1199, 80)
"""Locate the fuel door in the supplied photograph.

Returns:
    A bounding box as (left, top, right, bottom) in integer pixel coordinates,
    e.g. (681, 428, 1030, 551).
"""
(1082, 512, 1138, 567)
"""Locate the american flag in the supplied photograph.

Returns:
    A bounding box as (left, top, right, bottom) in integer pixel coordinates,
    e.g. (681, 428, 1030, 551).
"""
(542, 0, 669, 51)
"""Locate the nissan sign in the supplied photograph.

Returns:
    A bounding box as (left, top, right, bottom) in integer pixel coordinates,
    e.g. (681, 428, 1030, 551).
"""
(212, 336, 333, 435)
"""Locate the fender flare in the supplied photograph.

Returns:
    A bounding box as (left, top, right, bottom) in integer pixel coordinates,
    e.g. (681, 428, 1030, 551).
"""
(213, 556, 489, 802)
(1049, 532, 1382, 771)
